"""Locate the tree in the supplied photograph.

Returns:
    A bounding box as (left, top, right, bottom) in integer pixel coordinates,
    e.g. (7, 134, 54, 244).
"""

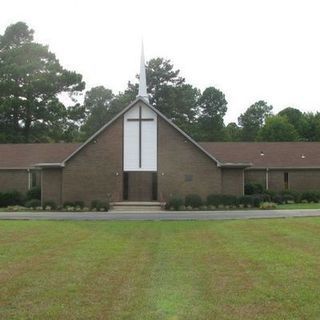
(238, 100, 273, 141)
(300, 112, 320, 141)
(195, 87, 228, 141)
(278, 107, 305, 138)
(225, 122, 242, 141)
(0, 22, 85, 142)
(257, 116, 299, 141)
(81, 86, 114, 137)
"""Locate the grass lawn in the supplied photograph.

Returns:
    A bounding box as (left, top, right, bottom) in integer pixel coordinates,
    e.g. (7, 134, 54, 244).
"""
(277, 203, 320, 210)
(1, 219, 320, 319)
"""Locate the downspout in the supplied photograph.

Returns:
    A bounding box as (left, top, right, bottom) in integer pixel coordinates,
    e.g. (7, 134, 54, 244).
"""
(266, 168, 269, 190)
(27, 169, 31, 190)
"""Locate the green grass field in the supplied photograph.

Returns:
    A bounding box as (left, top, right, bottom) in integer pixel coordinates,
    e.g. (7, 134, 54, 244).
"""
(1, 219, 320, 319)
(277, 203, 320, 210)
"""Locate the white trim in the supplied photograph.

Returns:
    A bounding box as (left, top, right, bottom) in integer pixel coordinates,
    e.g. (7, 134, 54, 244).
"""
(246, 166, 320, 170)
(34, 163, 65, 168)
(265, 168, 269, 190)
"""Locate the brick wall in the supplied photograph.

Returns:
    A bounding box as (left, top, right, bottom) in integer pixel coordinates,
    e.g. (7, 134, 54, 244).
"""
(0, 169, 28, 193)
(61, 117, 123, 206)
(245, 169, 320, 192)
(245, 169, 266, 188)
(157, 117, 223, 200)
(222, 168, 244, 196)
(41, 168, 62, 205)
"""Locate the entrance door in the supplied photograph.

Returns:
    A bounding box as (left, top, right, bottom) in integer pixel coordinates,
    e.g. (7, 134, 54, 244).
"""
(123, 172, 157, 201)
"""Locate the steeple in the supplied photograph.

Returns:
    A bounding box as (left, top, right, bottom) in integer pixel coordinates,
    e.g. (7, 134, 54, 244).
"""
(137, 42, 149, 102)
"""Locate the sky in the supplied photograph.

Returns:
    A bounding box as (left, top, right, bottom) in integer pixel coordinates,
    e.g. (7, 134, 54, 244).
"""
(1, 0, 320, 124)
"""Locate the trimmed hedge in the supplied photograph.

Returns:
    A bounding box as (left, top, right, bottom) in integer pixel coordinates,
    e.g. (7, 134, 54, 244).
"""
(301, 191, 320, 203)
(165, 196, 184, 210)
(43, 201, 57, 210)
(185, 194, 202, 208)
(26, 186, 41, 201)
(0, 190, 24, 207)
(25, 199, 41, 208)
(91, 200, 110, 211)
(244, 183, 265, 195)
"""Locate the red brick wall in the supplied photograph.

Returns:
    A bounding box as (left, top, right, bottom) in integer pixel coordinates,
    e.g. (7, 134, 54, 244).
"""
(222, 168, 244, 196)
(245, 170, 266, 188)
(269, 169, 320, 192)
(41, 168, 62, 206)
(157, 117, 223, 200)
(245, 169, 320, 192)
(0, 169, 28, 193)
(61, 117, 123, 206)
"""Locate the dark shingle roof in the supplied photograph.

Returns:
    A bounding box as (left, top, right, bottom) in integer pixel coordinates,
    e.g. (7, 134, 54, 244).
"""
(1, 141, 320, 169)
(200, 142, 320, 168)
(0, 143, 80, 168)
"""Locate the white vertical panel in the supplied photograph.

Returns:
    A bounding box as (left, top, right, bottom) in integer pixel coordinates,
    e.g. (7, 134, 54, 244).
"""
(123, 102, 157, 171)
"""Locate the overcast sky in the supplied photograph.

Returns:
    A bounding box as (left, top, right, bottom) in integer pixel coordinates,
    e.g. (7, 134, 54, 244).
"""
(1, 0, 320, 123)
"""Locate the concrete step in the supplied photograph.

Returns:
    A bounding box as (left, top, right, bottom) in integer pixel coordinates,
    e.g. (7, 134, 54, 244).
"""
(111, 201, 164, 211)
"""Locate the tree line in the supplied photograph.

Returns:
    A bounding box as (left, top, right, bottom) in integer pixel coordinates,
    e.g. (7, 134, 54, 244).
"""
(0, 22, 319, 143)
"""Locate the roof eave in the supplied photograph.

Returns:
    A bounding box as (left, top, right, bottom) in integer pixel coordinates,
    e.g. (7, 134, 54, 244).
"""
(247, 166, 320, 170)
(219, 162, 252, 169)
(34, 163, 65, 168)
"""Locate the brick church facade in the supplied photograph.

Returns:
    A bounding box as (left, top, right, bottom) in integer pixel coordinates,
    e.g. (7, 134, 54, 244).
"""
(1, 48, 320, 206)
(1, 96, 320, 207)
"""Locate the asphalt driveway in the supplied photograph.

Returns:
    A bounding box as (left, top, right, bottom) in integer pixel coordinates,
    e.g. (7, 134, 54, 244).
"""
(0, 209, 320, 220)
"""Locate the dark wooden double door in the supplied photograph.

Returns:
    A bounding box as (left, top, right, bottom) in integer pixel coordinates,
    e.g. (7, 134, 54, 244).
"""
(123, 172, 157, 201)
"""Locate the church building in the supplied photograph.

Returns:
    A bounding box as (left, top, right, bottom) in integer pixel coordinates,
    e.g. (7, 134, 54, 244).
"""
(1, 49, 320, 207)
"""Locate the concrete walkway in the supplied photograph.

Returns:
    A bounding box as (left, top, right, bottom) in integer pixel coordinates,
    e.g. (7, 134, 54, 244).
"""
(0, 209, 320, 221)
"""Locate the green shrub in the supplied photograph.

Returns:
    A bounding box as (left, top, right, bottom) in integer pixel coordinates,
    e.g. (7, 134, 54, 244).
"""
(272, 194, 284, 204)
(91, 200, 110, 211)
(63, 201, 75, 208)
(251, 194, 265, 207)
(301, 191, 320, 203)
(260, 202, 277, 210)
(26, 186, 41, 200)
(280, 190, 301, 203)
(0, 190, 24, 207)
(25, 199, 41, 208)
(282, 194, 294, 203)
(245, 183, 264, 195)
(185, 194, 202, 208)
(165, 196, 184, 210)
(220, 195, 238, 206)
(43, 201, 57, 210)
(74, 201, 85, 209)
(238, 194, 264, 208)
(206, 194, 223, 207)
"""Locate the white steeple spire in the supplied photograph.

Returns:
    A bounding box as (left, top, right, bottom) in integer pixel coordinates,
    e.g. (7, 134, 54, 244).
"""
(137, 41, 149, 102)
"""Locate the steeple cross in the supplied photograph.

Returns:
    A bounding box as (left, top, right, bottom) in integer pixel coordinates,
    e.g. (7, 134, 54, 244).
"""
(127, 106, 154, 168)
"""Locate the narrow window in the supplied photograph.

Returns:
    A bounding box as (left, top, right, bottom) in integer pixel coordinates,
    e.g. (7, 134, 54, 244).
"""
(123, 172, 129, 200)
(284, 172, 289, 190)
(31, 171, 37, 187)
(152, 173, 158, 201)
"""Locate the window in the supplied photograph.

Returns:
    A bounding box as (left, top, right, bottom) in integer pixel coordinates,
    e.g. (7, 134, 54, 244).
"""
(284, 172, 289, 190)
(31, 171, 37, 187)
(123, 172, 129, 200)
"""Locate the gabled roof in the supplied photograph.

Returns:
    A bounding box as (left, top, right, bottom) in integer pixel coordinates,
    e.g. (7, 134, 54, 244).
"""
(0, 143, 80, 169)
(62, 98, 226, 166)
(200, 142, 320, 169)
